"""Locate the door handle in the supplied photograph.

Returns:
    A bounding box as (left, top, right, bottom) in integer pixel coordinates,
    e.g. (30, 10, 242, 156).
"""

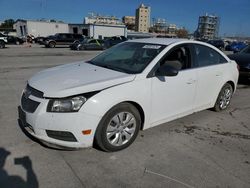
(186, 79, 196, 84)
(216, 72, 222, 76)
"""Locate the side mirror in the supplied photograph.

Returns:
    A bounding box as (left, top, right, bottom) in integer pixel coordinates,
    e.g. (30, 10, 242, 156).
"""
(155, 60, 182, 77)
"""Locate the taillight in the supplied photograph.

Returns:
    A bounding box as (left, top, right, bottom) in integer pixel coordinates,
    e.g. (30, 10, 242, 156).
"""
(237, 64, 240, 71)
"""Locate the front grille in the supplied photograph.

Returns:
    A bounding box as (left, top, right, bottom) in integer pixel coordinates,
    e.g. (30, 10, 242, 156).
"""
(26, 84, 44, 98)
(46, 130, 77, 142)
(21, 94, 40, 113)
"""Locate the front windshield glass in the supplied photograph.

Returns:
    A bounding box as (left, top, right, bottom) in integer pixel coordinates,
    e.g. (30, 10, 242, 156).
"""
(89, 42, 166, 74)
(240, 45, 250, 54)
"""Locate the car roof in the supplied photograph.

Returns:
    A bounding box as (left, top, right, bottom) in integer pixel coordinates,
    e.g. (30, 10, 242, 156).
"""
(127, 38, 187, 45)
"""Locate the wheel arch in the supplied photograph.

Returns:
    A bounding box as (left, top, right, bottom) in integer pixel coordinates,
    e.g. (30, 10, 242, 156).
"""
(226, 80, 235, 92)
(124, 101, 145, 130)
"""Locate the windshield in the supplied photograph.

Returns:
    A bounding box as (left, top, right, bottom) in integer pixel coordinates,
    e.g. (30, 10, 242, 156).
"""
(240, 45, 250, 54)
(89, 42, 166, 74)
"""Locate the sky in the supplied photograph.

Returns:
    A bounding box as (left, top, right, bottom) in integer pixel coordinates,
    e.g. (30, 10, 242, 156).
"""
(0, 0, 250, 37)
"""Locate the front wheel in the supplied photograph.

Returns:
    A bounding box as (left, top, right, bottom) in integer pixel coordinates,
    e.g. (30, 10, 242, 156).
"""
(0, 41, 5, 48)
(94, 103, 141, 152)
(48, 42, 56, 48)
(213, 83, 233, 112)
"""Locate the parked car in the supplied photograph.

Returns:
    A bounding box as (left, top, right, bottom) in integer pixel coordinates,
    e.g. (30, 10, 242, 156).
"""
(228, 45, 250, 80)
(35, 36, 46, 44)
(0, 33, 8, 48)
(104, 36, 127, 48)
(6, 35, 24, 45)
(225, 42, 247, 53)
(43, 33, 84, 48)
(207, 39, 225, 50)
(70, 39, 105, 50)
(18, 38, 238, 151)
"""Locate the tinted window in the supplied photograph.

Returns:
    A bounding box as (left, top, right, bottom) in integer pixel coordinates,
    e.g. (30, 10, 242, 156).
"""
(97, 39, 104, 44)
(65, 34, 73, 39)
(74, 34, 83, 39)
(161, 45, 192, 70)
(89, 40, 97, 44)
(194, 44, 227, 67)
(240, 46, 250, 54)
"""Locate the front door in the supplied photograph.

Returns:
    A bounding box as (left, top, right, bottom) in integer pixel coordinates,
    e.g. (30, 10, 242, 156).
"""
(150, 44, 197, 126)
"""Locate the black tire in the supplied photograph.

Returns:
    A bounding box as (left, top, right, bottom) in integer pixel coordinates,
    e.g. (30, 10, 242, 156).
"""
(0, 40, 5, 49)
(49, 41, 56, 48)
(213, 83, 233, 112)
(94, 103, 141, 152)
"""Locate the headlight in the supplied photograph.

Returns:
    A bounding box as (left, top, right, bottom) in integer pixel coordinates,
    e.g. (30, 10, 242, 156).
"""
(47, 96, 87, 112)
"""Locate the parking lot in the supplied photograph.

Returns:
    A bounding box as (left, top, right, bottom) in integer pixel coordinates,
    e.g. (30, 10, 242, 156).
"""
(0, 44, 250, 188)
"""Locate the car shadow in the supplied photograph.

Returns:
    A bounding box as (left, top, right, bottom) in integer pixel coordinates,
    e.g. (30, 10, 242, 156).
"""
(0, 148, 39, 188)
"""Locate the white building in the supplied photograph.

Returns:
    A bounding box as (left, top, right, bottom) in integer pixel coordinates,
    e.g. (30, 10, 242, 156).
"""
(69, 24, 127, 39)
(13, 20, 69, 37)
(14, 19, 127, 39)
(135, 4, 151, 33)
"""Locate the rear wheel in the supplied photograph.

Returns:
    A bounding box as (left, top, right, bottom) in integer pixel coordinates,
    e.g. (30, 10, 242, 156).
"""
(213, 83, 233, 111)
(94, 103, 141, 152)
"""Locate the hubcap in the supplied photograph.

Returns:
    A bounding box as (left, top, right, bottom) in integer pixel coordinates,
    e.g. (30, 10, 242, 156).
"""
(219, 87, 232, 109)
(106, 112, 136, 146)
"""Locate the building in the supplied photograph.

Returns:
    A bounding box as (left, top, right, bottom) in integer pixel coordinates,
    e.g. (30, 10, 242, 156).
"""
(13, 19, 68, 37)
(135, 4, 151, 33)
(195, 14, 220, 39)
(168, 24, 177, 35)
(14, 19, 127, 39)
(151, 18, 167, 33)
(69, 24, 127, 39)
(84, 13, 123, 25)
(122, 16, 136, 30)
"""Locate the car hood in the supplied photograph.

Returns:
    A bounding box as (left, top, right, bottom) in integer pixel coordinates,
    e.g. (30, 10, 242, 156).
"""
(28, 61, 136, 98)
(228, 53, 250, 67)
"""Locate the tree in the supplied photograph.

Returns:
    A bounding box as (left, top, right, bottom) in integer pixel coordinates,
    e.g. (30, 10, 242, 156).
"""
(0, 19, 15, 29)
(177, 28, 189, 38)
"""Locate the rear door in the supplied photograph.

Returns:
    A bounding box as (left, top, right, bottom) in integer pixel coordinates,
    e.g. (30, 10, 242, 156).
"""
(192, 44, 229, 110)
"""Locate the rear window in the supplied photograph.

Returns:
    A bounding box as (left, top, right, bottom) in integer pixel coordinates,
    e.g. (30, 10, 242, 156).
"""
(194, 44, 228, 67)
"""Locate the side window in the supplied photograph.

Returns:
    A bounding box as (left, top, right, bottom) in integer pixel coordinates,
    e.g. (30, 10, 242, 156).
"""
(66, 34, 73, 39)
(59, 34, 67, 39)
(89, 40, 97, 44)
(160, 45, 192, 70)
(194, 44, 227, 67)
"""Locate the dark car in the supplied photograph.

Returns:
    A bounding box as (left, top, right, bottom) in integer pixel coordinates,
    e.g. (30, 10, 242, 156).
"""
(71, 39, 105, 50)
(43, 33, 84, 48)
(207, 39, 225, 50)
(225, 42, 247, 53)
(0, 33, 8, 48)
(104, 36, 127, 48)
(228, 45, 250, 80)
(6, 35, 24, 45)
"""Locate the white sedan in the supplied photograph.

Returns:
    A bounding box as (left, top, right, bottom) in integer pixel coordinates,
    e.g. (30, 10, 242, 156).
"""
(19, 38, 239, 151)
